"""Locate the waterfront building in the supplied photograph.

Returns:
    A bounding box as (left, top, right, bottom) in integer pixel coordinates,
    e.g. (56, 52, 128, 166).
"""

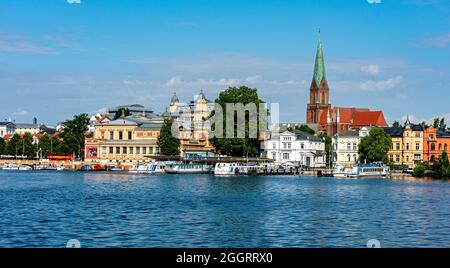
(166, 91, 215, 158)
(0, 122, 16, 138)
(384, 118, 424, 168)
(14, 123, 43, 135)
(332, 127, 371, 167)
(84, 114, 163, 166)
(423, 127, 450, 162)
(263, 129, 325, 167)
(305, 38, 388, 136)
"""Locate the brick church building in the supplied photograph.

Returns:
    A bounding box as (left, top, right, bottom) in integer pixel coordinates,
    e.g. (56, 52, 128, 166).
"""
(306, 38, 388, 136)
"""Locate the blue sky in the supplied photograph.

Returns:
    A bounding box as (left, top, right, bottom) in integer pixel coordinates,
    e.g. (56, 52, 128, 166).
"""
(0, 0, 449, 125)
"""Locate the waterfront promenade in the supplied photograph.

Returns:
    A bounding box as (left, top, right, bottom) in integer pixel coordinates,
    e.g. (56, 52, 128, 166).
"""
(0, 171, 448, 248)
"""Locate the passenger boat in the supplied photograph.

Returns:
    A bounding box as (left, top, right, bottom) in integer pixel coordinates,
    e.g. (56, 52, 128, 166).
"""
(129, 162, 171, 174)
(213, 162, 261, 175)
(105, 165, 123, 172)
(165, 163, 212, 174)
(333, 163, 390, 178)
(1, 163, 32, 171)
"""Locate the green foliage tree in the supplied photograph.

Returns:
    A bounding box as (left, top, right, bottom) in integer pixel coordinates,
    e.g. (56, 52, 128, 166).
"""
(318, 133, 332, 167)
(433, 118, 447, 132)
(432, 151, 450, 179)
(0, 137, 5, 155)
(358, 127, 392, 164)
(113, 108, 131, 120)
(38, 134, 52, 158)
(392, 121, 401, 128)
(413, 161, 427, 178)
(157, 118, 180, 156)
(288, 125, 315, 135)
(22, 132, 36, 159)
(60, 113, 90, 158)
(4, 134, 21, 156)
(209, 86, 266, 157)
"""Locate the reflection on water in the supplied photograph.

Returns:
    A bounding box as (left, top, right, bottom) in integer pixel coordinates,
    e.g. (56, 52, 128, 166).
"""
(0, 171, 449, 248)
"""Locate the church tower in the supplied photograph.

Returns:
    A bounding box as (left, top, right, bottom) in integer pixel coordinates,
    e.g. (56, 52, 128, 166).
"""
(306, 37, 331, 124)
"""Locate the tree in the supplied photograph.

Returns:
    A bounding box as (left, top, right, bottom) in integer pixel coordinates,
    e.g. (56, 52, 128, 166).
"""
(38, 134, 52, 158)
(432, 151, 450, 179)
(392, 121, 401, 128)
(0, 137, 5, 155)
(288, 125, 315, 135)
(60, 113, 90, 158)
(318, 133, 332, 168)
(113, 108, 131, 120)
(433, 118, 447, 132)
(22, 133, 36, 159)
(4, 134, 21, 156)
(413, 161, 426, 178)
(157, 118, 180, 156)
(209, 86, 266, 157)
(358, 127, 392, 164)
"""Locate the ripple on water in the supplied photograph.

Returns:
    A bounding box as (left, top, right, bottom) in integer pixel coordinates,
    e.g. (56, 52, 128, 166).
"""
(0, 171, 449, 247)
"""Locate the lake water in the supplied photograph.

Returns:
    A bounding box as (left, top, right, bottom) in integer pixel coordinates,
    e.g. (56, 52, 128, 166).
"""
(0, 171, 449, 248)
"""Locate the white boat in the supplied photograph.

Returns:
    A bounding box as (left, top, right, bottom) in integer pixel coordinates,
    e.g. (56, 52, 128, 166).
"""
(129, 163, 151, 174)
(165, 163, 212, 174)
(214, 162, 260, 176)
(1, 163, 32, 171)
(56, 166, 65, 171)
(333, 163, 390, 178)
(129, 162, 172, 174)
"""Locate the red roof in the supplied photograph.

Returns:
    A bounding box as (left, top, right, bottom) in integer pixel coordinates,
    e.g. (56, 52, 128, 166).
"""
(318, 107, 387, 127)
(352, 111, 387, 127)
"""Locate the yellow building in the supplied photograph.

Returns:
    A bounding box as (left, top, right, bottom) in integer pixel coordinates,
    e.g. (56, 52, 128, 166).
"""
(384, 119, 424, 168)
(84, 115, 163, 167)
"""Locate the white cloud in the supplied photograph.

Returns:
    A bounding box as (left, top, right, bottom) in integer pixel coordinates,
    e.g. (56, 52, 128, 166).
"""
(359, 76, 403, 91)
(12, 109, 28, 116)
(67, 0, 81, 4)
(0, 30, 53, 54)
(361, 64, 380, 76)
(367, 0, 382, 4)
(420, 32, 450, 48)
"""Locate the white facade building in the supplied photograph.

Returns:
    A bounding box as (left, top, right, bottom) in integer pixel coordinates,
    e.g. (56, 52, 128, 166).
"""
(332, 127, 370, 167)
(14, 124, 42, 135)
(263, 130, 326, 167)
(0, 122, 16, 138)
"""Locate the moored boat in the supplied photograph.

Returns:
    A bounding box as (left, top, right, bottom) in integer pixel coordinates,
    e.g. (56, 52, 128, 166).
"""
(165, 163, 212, 174)
(213, 162, 261, 175)
(1, 163, 32, 171)
(333, 163, 390, 178)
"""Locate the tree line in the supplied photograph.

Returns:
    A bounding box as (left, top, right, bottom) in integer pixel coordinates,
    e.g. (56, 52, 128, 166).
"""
(0, 114, 90, 160)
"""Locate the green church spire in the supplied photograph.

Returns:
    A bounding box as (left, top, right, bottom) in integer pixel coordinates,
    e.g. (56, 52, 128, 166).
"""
(313, 38, 327, 86)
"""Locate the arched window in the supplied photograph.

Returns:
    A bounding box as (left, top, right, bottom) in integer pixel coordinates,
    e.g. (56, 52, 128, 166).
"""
(353, 154, 357, 162)
(347, 154, 351, 162)
(438, 144, 442, 152)
(431, 143, 436, 151)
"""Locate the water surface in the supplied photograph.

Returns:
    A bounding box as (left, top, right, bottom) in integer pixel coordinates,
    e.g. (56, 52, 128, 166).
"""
(0, 171, 449, 248)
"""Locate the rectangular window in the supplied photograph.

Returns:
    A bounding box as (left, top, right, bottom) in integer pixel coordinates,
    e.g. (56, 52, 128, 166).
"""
(406, 143, 410, 150)
(396, 155, 400, 162)
(116, 147, 120, 154)
(123, 147, 127, 154)
(110, 132, 114, 140)
(272, 143, 276, 149)
(149, 147, 154, 154)
(283, 153, 289, 160)
(109, 147, 113, 154)
(136, 147, 140, 154)
(416, 143, 420, 150)
(143, 147, 147, 155)
(396, 143, 400, 150)
(128, 131, 132, 140)
(119, 131, 123, 140)
(130, 147, 134, 154)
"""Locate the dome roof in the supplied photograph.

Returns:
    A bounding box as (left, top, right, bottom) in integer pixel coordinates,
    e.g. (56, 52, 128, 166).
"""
(170, 92, 179, 104)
